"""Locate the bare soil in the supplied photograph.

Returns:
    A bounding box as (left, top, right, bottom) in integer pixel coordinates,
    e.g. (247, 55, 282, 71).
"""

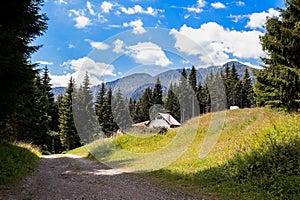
(0, 154, 198, 200)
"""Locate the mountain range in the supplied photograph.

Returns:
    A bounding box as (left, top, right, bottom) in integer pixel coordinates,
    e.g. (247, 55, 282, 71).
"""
(52, 61, 256, 100)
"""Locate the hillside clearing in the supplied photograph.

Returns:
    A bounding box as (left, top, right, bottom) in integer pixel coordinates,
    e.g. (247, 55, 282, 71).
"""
(70, 108, 300, 199)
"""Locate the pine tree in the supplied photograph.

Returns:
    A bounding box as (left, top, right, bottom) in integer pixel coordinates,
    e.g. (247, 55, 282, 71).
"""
(102, 87, 118, 136)
(42, 66, 59, 132)
(188, 66, 199, 117)
(229, 63, 240, 106)
(73, 73, 98, 144)
(139, 87, 153, 121)
(152, 77, 163, 105)
(0, 0, 48, 141)
(179, 68, 190, 122)
(95, 82, 106, 130)
(255, 0, 300, 111)
(242, 68, 255, 108)
(59, 77, 81, 150)
(188, 66, 197, 92)
(112, 89, 132, 130)
(203, 71, 213, 113)
(222, 64, 231, 108)
(10, 73, 51, 151)
(164, 83, 180, 121)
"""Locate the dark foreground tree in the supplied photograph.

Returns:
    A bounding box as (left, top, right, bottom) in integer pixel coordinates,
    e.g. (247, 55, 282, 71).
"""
(255, 0, 300, 111)
(0, 0, 47, 141)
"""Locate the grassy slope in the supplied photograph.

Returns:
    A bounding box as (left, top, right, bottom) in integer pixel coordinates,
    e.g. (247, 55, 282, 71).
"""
(0, 142, 41, 183)
(69, 108, 300, 199)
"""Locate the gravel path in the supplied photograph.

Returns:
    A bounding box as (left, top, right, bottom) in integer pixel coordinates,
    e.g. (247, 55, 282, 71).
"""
(0, 154, 197, 200)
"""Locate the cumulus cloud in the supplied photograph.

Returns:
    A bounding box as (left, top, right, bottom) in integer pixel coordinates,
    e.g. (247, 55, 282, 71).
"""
(123, 19, 146, 34)
(246, 8, 280, 29)
(170, 22, 265, 66)
(211, 2, 226, 9)
(113, 40, 172, 67)
(229, 8, 280, 29)
(50, 71, 103, 87)
(55, 57, 116, 86)
(69, 9, 91, 29)
(36, 61, 54, 65)
(85, 39, 110, 50)
(120, 5, 163, 16)
(101, 1, 117, 13)
(186, 0, 206, 13)
(50, 73, 74, 87)
(62, 57, 116, 78)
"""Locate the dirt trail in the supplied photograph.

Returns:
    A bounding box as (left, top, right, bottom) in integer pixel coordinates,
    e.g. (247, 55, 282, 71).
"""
(0, 154, 197, 200)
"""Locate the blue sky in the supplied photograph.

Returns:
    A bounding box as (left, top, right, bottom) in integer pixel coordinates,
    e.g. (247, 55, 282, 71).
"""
(32, 0, 284, 86)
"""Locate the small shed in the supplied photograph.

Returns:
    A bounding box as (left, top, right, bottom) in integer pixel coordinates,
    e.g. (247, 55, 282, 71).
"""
(148, 113, 181, 129)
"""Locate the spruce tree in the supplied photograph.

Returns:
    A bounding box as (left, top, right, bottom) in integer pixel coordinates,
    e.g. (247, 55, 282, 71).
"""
(42, 66, 59, 132)
(188, 66, 199, 117)
(242, 68, 255, 108)
(152, 77, 163, 105)
(102, 88, 118, 136)
(179, 68, 190, 122)
(229, 63, 240, 106)
(59, 77, 81, 150)
(139, 87, 153, 121)
(164, 83, 180, 121)
(188, 66, 197, 92)
(73, 73, 98, 143)
(95, 82, 106, 131)
(13, 74, 50, 150)
(112, 89, 132, 130)
(0, 0, 47, 141)
(256, 0, 300, 111)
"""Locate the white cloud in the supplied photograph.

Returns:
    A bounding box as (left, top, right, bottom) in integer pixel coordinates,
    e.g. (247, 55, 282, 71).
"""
(113, 40, 172, 67)
(50, 73, 74, 87)
(86, 1, 95, 15)
(187, 7, 203, 13)
(101, 1, 116, 13)
(211, 2, 226, 9)
(85, 39, 110, 50)
(120, 5, 163, 16)
(74, 16, 91, 28)
(54, 0, 67, 5)
(236, 1, 245, 6)
(62, 57, 116, 78)
(68, 43, 75, 48)
(170, 22, 265, 66)
(113, 39, 127, 54)
(197, 0, 206, 7)
(228, 14, 245, 23)
(123, 19, 146, 34)
(186, 0, 206, 13)
(36, 61, 54, 65)
(50, 71, 103, 87)
(69, 9, 91, 29)
(246, 8, 280, 29)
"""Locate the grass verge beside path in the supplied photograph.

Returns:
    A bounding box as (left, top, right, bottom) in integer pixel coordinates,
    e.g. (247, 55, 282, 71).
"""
(0, 142, 41, 183)
(68, 108, 300, 199)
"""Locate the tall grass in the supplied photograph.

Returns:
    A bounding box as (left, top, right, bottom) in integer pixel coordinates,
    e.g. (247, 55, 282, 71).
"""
(0, 142, 41, 183)
(69, 108, 300, 199)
